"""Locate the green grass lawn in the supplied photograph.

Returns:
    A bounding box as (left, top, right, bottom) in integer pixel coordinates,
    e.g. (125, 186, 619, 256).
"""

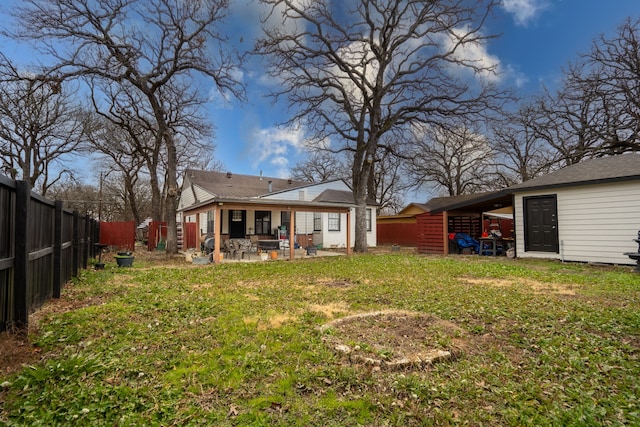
(1, 253, 639, 426)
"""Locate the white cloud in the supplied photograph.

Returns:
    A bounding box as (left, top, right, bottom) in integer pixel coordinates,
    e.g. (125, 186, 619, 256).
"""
(500, 0, 549, 26)
(442, 27, 503, 83)
(328, 40, 379, 106)
(249, 124, 306, 178)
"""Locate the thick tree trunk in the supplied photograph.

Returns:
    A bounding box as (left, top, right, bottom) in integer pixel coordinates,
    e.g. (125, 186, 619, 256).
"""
(164, 132, 179, 254)
(352, 159, 370, 253)
(124, 176, 141, 226)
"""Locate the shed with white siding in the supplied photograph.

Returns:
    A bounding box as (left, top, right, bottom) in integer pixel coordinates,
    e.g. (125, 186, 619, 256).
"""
(509, 154, 640, 265)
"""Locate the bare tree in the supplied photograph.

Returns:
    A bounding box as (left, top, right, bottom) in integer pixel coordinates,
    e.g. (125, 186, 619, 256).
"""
(290, 151, 348, 182)
(84, 114, 148, 224)
(13, 0, 243, 253)
(86, 76, 216, 225)
(574, 17, 640, 155)
(370, 141, 409, 214)
(47, 178, 101, 218)
(291, 143, 406, 214)
(405, 121, 494, 196)
(256, 0, 507, 251)
(525, 18, 640, 168)
(529, 81, 604, 166)
(489, 105, 556, 187)
(0, 56, 85, 196)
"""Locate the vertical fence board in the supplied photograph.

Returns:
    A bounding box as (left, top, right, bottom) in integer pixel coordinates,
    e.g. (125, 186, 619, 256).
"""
(13, 181, 29, 330)
(0, 175, 98, 332)
(53, 201, 63, 298)
(0, 176, 16, 331)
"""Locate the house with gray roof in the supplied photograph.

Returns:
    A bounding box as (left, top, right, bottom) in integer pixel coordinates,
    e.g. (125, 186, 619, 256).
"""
(178, 170, 377, 262)
(509, 153, 640, 265)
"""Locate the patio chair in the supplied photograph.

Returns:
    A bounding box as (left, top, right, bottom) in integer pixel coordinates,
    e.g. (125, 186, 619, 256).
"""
(232, 239, 247, 260)
(249, 235, 259, 254)
(223, 239, 236, 259)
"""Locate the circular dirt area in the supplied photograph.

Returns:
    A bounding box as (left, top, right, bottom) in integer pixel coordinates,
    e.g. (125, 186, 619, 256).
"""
(320, 310, 467, 370)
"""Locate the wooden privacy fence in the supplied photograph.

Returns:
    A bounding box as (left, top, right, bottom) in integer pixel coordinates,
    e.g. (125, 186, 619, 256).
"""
(100, 221, 136, 251)
(0, 176, 99, 332)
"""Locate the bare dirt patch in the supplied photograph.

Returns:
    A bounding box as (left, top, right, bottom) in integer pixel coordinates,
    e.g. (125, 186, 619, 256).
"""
(320, 310, 470, 371)
(309, 302, 350, 319)
(463, 277, 576, 295)
(315, 278, 355, 288)
(244, 313, 298, 330)
(0, 332, 41, 376)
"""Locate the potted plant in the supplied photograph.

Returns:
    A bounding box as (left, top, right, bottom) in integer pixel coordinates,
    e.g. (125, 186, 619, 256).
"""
(114, 250, 134, 267)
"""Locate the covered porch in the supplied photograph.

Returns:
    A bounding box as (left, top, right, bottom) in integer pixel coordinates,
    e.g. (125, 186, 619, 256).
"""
(181, 198, 354, 264)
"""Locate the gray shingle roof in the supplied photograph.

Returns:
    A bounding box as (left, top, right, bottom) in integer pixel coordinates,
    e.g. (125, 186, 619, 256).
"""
(508, 153, 640, 192)
(185, 169, 310, 198)
(313, 189, 355, 204)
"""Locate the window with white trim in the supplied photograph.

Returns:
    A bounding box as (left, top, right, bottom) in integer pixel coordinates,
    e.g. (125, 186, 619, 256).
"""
(313, 212, 322, 231)
(328, 213, 341, 231)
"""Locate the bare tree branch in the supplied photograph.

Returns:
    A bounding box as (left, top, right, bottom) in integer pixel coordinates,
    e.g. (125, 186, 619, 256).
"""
(256, 0, 509, 251)
(12, 0, 244, 253)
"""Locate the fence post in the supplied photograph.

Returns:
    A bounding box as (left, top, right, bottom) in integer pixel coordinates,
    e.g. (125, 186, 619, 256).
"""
(72, 210, 79, 277)
(13, 181, 29, 331)
(53, 201, 63, 298)
(84, 215, 91, 268)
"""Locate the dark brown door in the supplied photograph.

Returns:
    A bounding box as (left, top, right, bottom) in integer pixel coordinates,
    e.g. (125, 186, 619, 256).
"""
(228, 210, 246, 238)
(524, 195, 558, 253)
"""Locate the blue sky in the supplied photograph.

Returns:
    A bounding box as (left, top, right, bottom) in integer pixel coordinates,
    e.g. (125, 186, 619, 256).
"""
(1, 0, 639, 183)
(216, 0, 640, 180)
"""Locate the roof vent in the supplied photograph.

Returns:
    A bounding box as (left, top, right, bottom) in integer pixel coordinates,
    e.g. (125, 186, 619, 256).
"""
(268, 180, 273, 192)
(226, 172, 232, 178)
(259, 170, 263, 180)
(288, 178, 292, 184)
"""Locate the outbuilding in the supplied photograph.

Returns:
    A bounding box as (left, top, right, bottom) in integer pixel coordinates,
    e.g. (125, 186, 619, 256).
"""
(509, 154, 640, 265)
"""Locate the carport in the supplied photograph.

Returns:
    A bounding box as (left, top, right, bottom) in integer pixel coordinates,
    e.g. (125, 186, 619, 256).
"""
(416, 190, 513, 255)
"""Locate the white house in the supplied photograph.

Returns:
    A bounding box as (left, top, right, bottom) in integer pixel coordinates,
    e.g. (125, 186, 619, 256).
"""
(177, 170, 377, 261)
(509, 154, 640, 265)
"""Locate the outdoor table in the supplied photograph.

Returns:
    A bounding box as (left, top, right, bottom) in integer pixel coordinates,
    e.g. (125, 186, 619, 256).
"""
(479, 237, 513, 256)
(257, 240, 281, 251)
(479, 236, 501, 256)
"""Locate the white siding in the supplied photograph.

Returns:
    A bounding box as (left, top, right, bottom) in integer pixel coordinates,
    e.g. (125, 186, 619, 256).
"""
(315, 208, 377, 249)
(515, 181, 640, 265)
(262, 180, 352, 201)
(177, 184, 215, 211)
(183, 210, 215, 237)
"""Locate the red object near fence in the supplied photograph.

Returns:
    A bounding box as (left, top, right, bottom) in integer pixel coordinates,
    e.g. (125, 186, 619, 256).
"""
(100, 221, 135, 251)
(416, 212, 445, 254)
(376, 222, 418, 246)
(147, 221, 167, 251)
(183, 222, 197, 250)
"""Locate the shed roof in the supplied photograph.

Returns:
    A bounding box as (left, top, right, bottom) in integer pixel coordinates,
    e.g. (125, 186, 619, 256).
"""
(424, 190, 512, 214)
(508, 153, 640, 192)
